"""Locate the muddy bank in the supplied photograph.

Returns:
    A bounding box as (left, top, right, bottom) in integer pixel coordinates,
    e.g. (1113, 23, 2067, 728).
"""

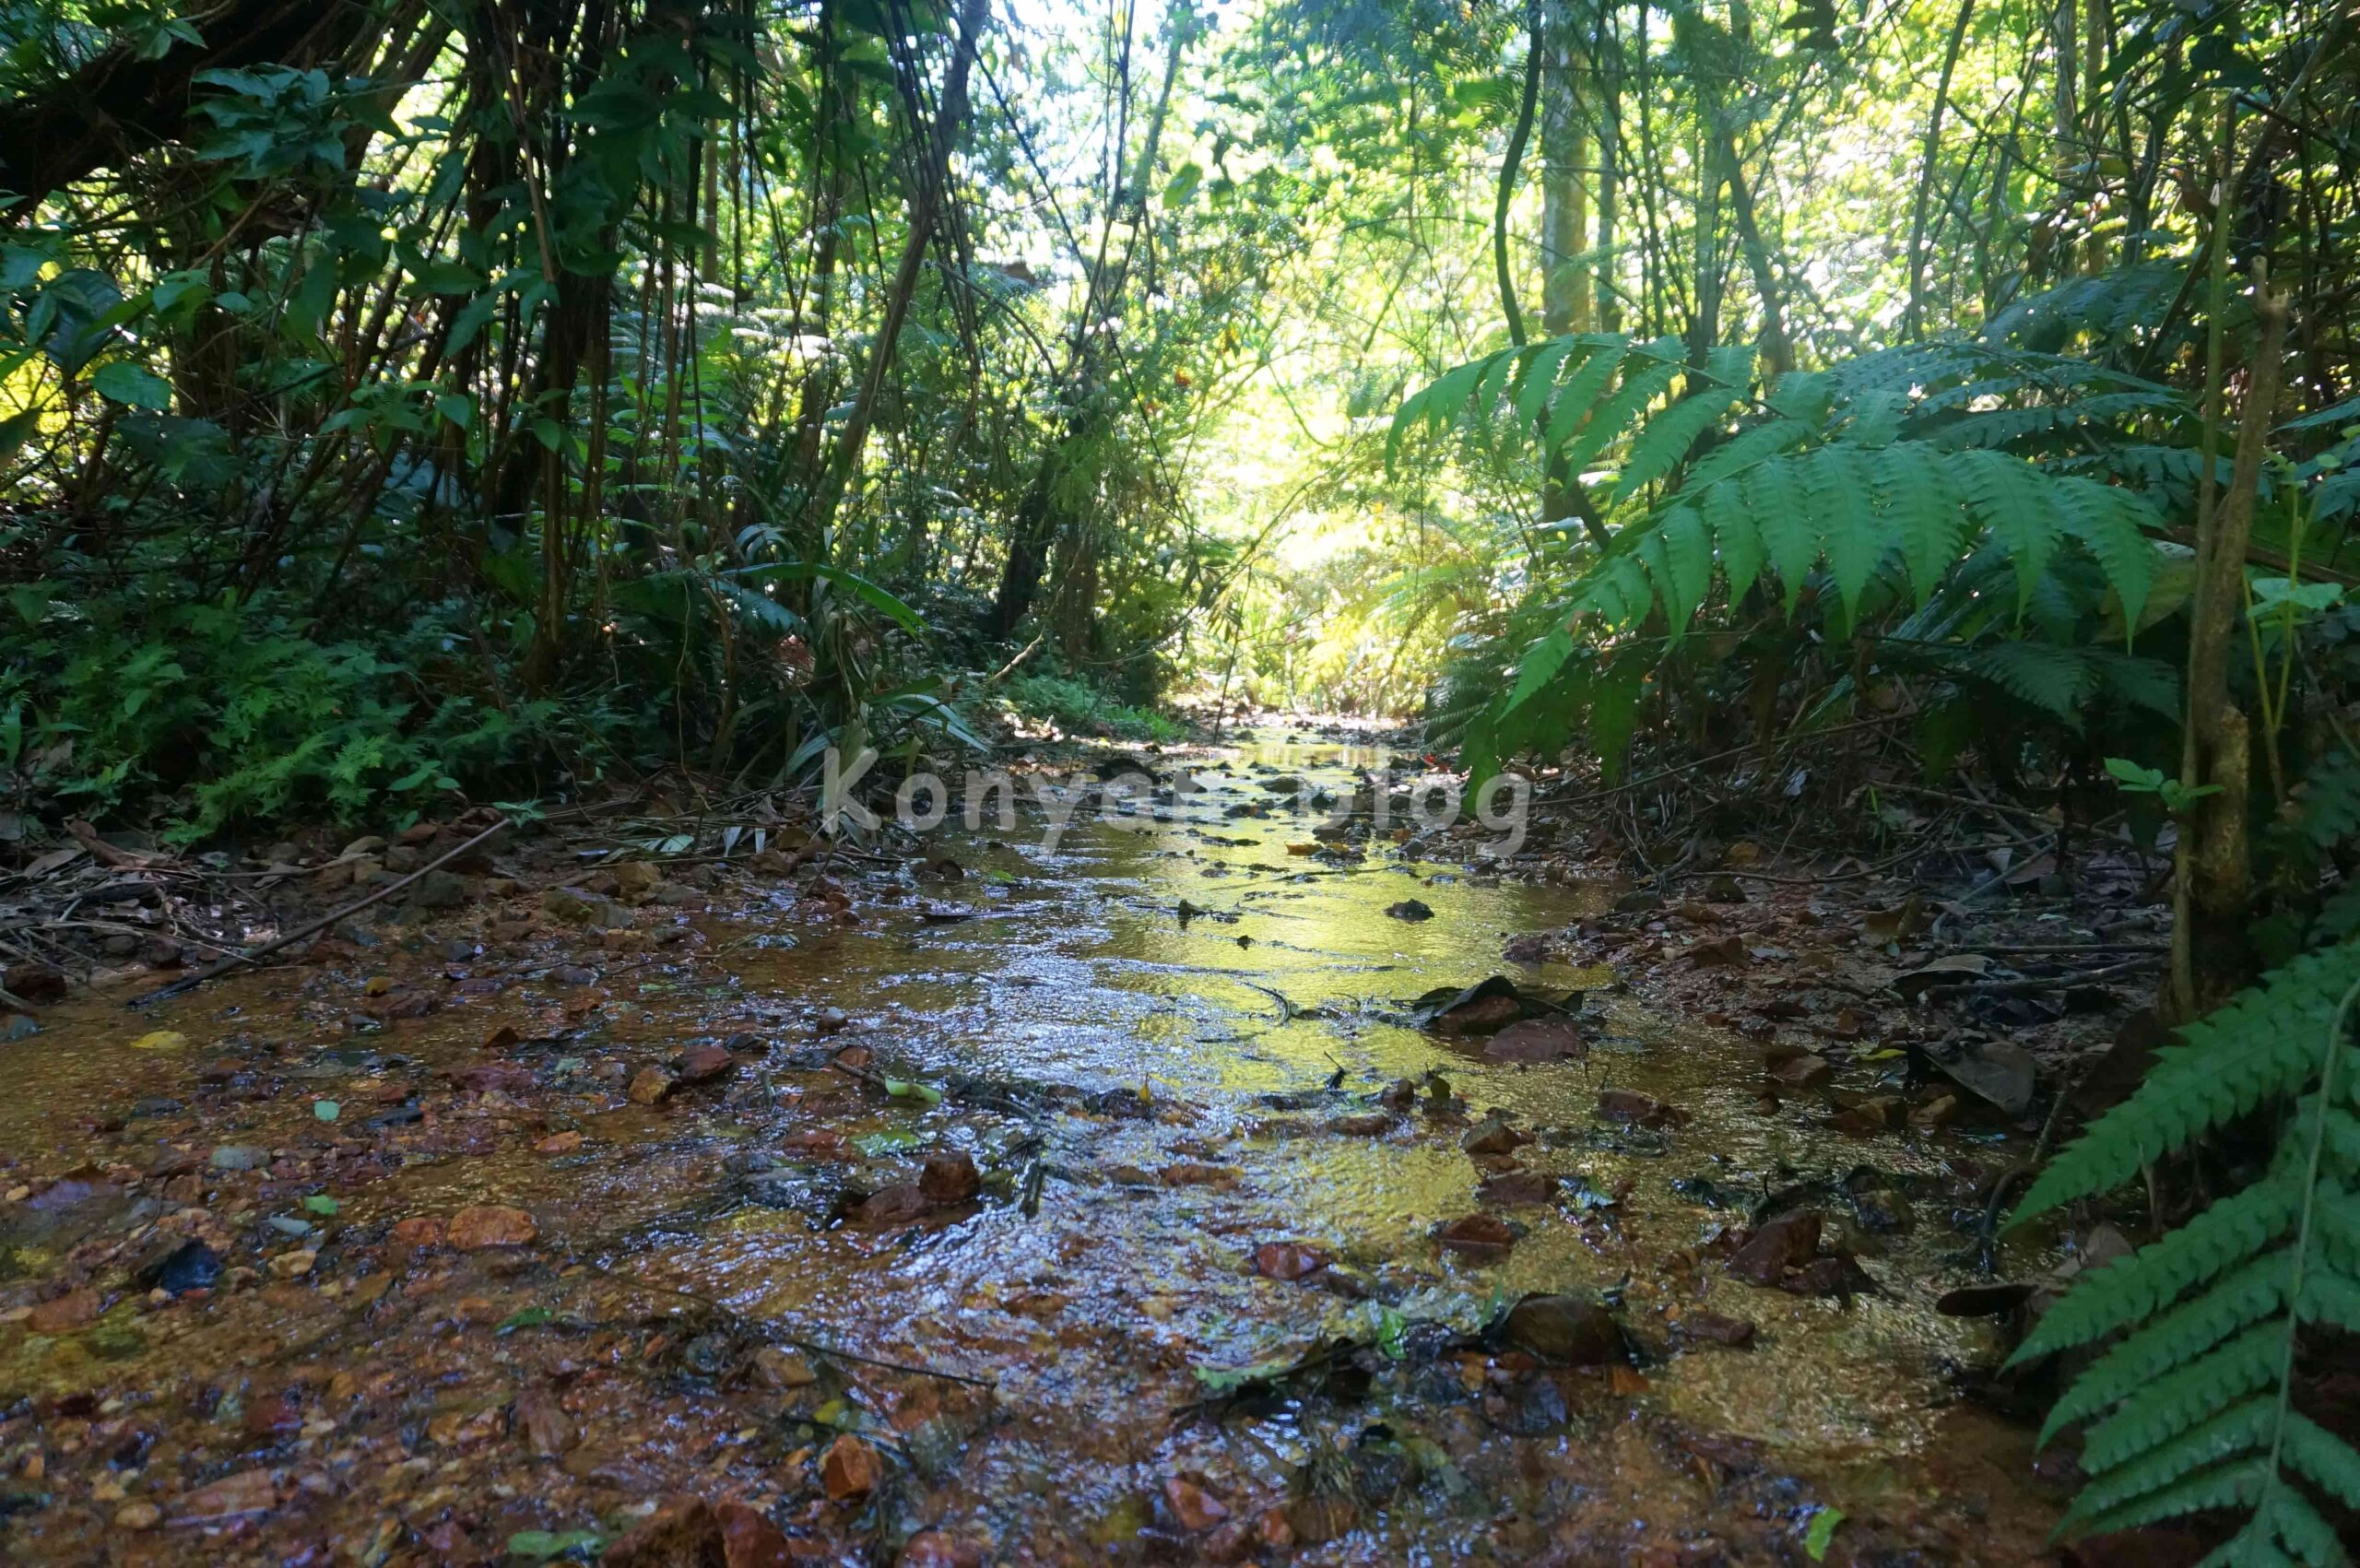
(2, 732, 2070, 1564)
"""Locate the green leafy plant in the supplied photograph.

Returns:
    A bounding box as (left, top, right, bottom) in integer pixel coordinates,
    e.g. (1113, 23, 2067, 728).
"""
(2105, 755, 2224, 813)
(2006, 944, 2360, 1557)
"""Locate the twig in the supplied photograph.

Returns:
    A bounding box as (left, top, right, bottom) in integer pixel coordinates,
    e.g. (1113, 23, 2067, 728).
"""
(1919, 953, 2160, 999)
(127, 817, 511, 1009)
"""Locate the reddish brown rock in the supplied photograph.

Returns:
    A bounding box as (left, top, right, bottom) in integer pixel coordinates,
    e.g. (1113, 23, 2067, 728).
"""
(449, 1063, 535, 1095)
(1478, 1171, 1556, 1207)
(918, 1152, 981, 1205)
(1679, 1312, 1758, 1348)
(820, 1433, 882, 1499)
(1484, 1018, 1590, 1063)
(1435, 1213, 1516, 1261)
(28, 1288, 102, 1334)
(1254, 1242, 1329, 1281)
(1597, 1089, 1688, 1128)
(1328, 1113, 1395, 1136)
(1160, 1162, 1240, 1187)
(899, 1531, 987, 1567)
(1768, 1053, 1834, 1090)
(516, 1386, 574, 1457)
(1502, 1292, 1622, 1363)
(1164, 1474, 1231, 1532)
(392, 1216, 447, 1248)
(600, 1497, 723, 1568)
(1459, 1114, 1528, 1156)
(716, 1500, 792, 1568)
(856, 1185, 930, 1225)
(627, 1066, 678, 1105)
(447, 1204, 537, 1250)
(171, 1467, 277, 1525)
(1728, 1210, 1822, 1285)
(674, 1044, 734, 1085)
(535, 1131, 584, 1156)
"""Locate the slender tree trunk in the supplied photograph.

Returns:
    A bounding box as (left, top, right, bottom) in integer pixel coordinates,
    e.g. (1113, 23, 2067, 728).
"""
(802, 0, 989, 541)
(1495, 0, 1544, 347)
(2174, 276, 2287, 1016)
(1540, 0, 1588, 336)
(1904, 0, 1976, 339)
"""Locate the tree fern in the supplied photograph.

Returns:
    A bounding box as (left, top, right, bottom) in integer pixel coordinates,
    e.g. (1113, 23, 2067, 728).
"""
(2006, 941, 2360, 1561)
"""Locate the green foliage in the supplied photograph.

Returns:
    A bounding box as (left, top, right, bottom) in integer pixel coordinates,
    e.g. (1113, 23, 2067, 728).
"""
(1399, 330, 2183, 787)
(1, 592, 578, 834)
(1001, 672, 1181, 744)
(2007, 942, 2360, 1558)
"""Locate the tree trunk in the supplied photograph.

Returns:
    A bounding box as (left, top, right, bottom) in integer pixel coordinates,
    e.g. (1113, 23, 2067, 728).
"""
(2173, 281, 2288, 1016)
(1540, 0, 1588, 336)
(802, 0, 989, 541)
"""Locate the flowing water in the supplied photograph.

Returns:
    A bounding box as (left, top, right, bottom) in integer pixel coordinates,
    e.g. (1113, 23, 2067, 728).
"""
(0, 731, 2067, 1564)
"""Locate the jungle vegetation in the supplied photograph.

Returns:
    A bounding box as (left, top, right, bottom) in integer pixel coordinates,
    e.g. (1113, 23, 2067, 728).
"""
(5, 0, 2360, 1548)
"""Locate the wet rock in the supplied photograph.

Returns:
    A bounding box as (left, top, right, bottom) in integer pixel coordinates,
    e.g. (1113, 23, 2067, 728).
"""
(1484, 1018, 1589, 1063)
(1460, 1114, 1528, 1157)
(1767, 1052, 1833, 1090)
(1163, 1474, 1230, 1532)
(1254, 1242, 1329, 1281)
(1786, 1253, 1882, 1299)
(28, 1288, 102, 1334)
(601, 1496, 724, 1568)
(1501, 1292, 1622, 1364)
(1160, 1162, 1241, 1187)
(134, 1239, 221, 1296)
(450, 1062, 535, 1095)
(410, 870, 469, 911)
(751, 1347, 819, 1389)
(716, 1500, 793, 1568)
(919, 1152, 981, 1205)
(1829, 1095, 1906, 1135)
(1686, 934, 1750, 967)
(1678, 1312, 1757, 1349)
(628, 1066, 678, 1105)
(1328, 1113, 1394, 1136)
(266, 1249, 316, 1279)
(447, 1205, 536, 1249)
(4, 961, 68, 1004)
(243, 1390, 301, 1438)
(674, 1044, 735, 1085)
(856, 1184, 930, 1225)
(1929, 1038, 2039, 1119)
(171, 1467, 276, 1525)
(1596, 1090, 1687, 1128)
(548, 963, 600, 987)
(113, 1501, 162, 1530)
(1909, 1094, 1960, 1129)
(1385, 899, 1434, 922)
(1419, 977, 1532, 1036)
(1434, 1213, 1516, 1261)
(899, 1531, 987, 1568)
(209, 1144, 267, 1172)
(392, 1216, 446, 1248)
(536, 1131, 584, 1155)
(1478, 1171, 1556, 1207)
(1727, 1210, 1822, 1285)
(820, 1433, 882, 1499)
(516, 1385, 574, 1457)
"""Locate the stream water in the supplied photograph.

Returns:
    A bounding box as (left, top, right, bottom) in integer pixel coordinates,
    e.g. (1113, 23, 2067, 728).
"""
(0, 730, 2067, 1564)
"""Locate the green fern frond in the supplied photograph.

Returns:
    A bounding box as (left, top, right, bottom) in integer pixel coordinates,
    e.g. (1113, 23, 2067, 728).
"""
(2014, 1178, 2302, 1365)
(1543, 340, 1632, 451)
(2077, 1323, 2283, 1473)
(1561, 356, 1683, 476)
(2064, 1395, 2277, 1527)
(2039, 1252, 2293, 1440)
(2015, 944, 2360, 1221)
(1967, 642, 2096, 718)
(1873, 442, 1968, 602)
(1612, 345, 1755, 501)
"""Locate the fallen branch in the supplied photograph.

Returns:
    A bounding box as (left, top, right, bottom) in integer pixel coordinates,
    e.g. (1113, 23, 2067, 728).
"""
(1918, 953, 2161, 1000)
(127, 816, 511, 1009)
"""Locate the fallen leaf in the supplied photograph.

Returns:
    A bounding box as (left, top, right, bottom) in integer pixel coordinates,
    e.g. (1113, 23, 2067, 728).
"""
(129, 1030, 187, 1051)
(820, 1433, 882, 1499)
